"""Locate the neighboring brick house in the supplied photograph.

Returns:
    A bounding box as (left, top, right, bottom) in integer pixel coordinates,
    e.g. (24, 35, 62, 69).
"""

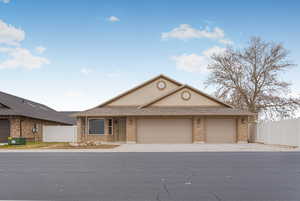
(75, 75, 253, 144)
(0, 91, 74, 143)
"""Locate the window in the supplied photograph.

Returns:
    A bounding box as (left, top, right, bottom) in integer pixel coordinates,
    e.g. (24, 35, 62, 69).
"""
(108, 119, 113, 135)
(89, 119, 104, 135)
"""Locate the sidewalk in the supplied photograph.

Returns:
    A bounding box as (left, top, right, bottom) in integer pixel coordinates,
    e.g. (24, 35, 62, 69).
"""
(0, 143, 298, 152)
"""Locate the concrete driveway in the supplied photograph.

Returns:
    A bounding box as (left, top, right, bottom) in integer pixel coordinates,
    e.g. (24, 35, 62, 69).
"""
(114, 143, 298, 152)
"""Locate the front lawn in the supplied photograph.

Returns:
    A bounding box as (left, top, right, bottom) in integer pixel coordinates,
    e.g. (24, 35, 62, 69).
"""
(0, 142, 119, 149)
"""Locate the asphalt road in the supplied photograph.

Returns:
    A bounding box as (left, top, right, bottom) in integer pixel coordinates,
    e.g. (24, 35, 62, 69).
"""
(0, 152, 299, 201)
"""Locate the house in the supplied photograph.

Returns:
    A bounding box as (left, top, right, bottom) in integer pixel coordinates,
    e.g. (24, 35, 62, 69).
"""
(75, 75, 253, 144)
(0, 91, 75, 143)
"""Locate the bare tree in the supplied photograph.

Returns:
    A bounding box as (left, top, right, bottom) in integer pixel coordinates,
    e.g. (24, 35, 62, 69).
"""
(205, 37, 300, 120)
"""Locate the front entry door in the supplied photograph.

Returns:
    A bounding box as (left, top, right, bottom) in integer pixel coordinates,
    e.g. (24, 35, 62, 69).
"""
(115, 118, 126, 142)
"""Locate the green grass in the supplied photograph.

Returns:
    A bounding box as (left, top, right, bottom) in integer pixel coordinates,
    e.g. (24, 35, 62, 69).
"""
(0, 142, 119, 149)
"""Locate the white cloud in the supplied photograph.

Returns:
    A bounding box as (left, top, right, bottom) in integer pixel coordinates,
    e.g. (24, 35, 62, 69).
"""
(171, 46, 225, 73)
(35, 46, 46, 54)
(107, 16, 120, 22)
(162, 24, 224, 40)
(0, 20, 50, 70)
(0, 19, 25, 46)
(161, 24, 233, 45)
(0, 0, 10, 3)
(80, 67, 92, 75)
(0, 47, 50, 70)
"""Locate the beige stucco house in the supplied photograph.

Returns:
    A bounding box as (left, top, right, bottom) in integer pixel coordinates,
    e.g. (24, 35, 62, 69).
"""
(75, 75, 253, 144)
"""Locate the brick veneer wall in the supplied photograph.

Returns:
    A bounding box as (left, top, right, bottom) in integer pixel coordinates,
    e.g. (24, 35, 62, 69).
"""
(77, 117, 114, 143)
(9, 116, 65, 142)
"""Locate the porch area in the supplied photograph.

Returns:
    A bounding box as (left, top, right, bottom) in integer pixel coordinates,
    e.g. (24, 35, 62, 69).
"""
(76, 117, 127, 143)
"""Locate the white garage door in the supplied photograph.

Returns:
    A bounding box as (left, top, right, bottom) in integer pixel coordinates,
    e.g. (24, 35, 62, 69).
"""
(137, 119, 192, 144)
(206, 118, 236, 143)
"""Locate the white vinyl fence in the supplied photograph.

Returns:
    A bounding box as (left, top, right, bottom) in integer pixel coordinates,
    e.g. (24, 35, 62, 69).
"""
(256, 118, 300, 147)
(43, 126, 77, 143)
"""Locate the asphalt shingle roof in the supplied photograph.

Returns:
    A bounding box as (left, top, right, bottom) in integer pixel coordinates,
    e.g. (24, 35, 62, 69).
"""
(0, 91, 74, 125)
(75, 106, 253, 117)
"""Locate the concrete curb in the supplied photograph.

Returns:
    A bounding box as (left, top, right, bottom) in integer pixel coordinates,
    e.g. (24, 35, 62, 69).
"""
(0, 144, 298, 152)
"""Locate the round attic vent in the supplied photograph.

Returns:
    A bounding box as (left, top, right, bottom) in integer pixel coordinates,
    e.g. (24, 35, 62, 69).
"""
(181, 90, 191, 100)
(157, 80, 166, 90)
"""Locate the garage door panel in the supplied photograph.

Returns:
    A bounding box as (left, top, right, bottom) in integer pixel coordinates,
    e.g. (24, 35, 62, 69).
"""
(137, 119, 192, 144)
(206, 119, 236, 143)
(0, 119, 10, 143)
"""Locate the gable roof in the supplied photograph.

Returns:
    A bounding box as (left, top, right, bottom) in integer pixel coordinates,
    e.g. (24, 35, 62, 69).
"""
(139, 84, 233, 108)
(0, 91, 74, 125)
(95, 74, 182, 107)
(74, 74, 246, 117)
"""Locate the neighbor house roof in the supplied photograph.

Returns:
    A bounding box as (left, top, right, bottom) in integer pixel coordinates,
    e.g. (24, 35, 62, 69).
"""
(76, 106, 253, 117)
(0, 91, 74, 125)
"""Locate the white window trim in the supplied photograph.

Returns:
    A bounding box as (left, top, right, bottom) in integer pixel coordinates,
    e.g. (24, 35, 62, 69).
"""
(88, 118, 105, 135)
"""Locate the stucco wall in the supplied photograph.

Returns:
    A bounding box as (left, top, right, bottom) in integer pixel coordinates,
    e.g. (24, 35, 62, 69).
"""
(151, 88, 223, 107)
(108, 78, 179, 106)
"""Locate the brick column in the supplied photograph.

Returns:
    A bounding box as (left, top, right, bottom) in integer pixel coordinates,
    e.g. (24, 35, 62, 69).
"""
(104, 119, 109, 134)
(76, 117, 85, 142)
(192, 117, 205, 143)
(126, 117, 137, 143)
(237, 117, 248, 143)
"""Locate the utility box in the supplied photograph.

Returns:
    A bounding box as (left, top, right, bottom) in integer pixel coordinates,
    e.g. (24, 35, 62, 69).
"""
(8, 137, 26, 145)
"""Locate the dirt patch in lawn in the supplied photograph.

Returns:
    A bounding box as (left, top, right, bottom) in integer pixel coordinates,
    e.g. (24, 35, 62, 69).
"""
(0, 142, 119, 149)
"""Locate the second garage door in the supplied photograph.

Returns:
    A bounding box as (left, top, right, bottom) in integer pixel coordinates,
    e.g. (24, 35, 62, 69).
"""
(137, 119, 192, 144)
(206, 118, 236, 143)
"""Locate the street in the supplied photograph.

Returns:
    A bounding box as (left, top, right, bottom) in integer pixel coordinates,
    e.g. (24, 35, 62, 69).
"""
(0, 152, 299, 201)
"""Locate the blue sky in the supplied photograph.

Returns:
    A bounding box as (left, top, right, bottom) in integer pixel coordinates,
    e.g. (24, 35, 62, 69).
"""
(0, 0, 300, 111)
